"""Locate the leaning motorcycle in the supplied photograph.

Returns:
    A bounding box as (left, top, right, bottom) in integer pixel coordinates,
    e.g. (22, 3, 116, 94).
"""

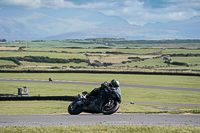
(68, 87, 121, 115)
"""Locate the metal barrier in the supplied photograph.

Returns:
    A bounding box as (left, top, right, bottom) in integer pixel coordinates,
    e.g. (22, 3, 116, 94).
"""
(0, 96, 77, 101)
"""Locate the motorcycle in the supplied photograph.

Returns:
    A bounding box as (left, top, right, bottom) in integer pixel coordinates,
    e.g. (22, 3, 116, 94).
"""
(68, 87, 121, 115)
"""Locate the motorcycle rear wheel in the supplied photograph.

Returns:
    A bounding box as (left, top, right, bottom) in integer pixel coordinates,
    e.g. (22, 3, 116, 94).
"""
(101, 99, 119, 115)
(68, 101, 83, 115)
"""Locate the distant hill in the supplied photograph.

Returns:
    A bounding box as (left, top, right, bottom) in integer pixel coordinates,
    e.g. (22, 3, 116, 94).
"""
(43, 25, 179, 40)
(0, 18, 47, 41)
(144, 16, 200, 39)
(0, 7, 200, 41)
(0, 7, 130, 41)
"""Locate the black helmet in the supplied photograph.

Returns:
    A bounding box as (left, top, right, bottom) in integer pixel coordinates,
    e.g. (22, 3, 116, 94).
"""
(110, 79, 120, 87)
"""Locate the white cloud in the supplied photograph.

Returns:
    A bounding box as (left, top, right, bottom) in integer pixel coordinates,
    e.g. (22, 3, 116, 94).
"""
(1, 0, 200, 25)
(92, 0, 200, 25)
(1, 0, 41, 8)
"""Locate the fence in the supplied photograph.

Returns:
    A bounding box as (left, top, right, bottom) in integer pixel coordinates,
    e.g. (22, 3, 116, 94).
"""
(0, 96, 77, 101)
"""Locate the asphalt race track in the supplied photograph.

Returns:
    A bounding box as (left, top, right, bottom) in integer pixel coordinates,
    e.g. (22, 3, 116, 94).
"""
(0, 113, 200, 127)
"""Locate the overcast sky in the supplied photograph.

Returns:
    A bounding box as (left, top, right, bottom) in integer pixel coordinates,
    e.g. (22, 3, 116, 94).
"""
(0, 0, 200, 25)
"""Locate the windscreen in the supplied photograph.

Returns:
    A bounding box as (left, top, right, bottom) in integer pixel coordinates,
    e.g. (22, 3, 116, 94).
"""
(115, 87, 121, 95)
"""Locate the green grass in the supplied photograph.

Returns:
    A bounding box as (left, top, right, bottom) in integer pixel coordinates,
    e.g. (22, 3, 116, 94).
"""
(2, 40, 200, 48)
(116, 58, 167, 67)
(1, 125, 200, 133)
(1, 41, 111, 48)
(1, 46, 200, 71)
(89, 54, 132, 64)
(0, 101, 161, 115)
(121, 87, 200, 105)
(89, 54, 161, 64)
(170, 57, 200, 65)
(25, 47, 110, 53)
(163, 49, 200, 54)
(20, 61, 88, 67)
(0, 51, 87, 60)
(0, 82, 93, 96)
(0, 46, 19, 50)
(0, 101, 68, 115)
(0, 60, 17, 66)
(113, 48, 162, 54)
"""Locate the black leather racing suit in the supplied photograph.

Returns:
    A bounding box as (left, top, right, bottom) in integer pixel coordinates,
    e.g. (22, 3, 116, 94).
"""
(88, 81, 110, 97)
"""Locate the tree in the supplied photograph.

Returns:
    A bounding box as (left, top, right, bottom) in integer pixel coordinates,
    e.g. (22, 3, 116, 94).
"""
(1, 39, 7, 42)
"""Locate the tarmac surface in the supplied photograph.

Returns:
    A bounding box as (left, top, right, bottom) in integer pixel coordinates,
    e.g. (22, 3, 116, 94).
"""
(0, 113, 200, 127)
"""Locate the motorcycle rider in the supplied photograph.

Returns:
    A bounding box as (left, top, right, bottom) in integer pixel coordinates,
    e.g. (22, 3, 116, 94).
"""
(84, 79, 120, 99)
(68, 79, 121, 115)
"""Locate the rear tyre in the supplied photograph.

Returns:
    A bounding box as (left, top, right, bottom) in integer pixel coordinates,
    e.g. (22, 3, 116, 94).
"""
(68, 101, 83, 115)
(101, 99, 119, 115)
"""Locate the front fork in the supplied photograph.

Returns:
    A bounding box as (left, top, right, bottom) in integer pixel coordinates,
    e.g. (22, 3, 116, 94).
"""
(72, 100, 83, 109)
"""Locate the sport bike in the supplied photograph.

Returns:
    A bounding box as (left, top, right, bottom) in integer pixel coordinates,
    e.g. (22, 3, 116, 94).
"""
(68, 87, 121, 115)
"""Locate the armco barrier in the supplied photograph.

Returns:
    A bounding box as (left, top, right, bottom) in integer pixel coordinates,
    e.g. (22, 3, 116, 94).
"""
(0, 70, 200, 76)
(0, 96, 77, 101)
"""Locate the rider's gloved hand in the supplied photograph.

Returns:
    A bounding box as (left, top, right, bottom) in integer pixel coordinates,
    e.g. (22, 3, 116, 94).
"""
(85, 93, 91, 98)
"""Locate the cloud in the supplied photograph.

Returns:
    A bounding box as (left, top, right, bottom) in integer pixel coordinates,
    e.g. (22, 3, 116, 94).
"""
(1, 0, 200, 25)
(0, 0, 41, 8)
(94, 0, 200, 25)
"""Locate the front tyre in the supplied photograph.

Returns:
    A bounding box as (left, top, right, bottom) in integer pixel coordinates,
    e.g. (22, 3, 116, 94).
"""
(68, 101, 83, 115)
(101, 99, 120, 115)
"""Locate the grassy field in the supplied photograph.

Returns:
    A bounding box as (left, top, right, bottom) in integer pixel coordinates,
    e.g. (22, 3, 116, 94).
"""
(0, 46, 19, 50)
(88, 54, 131, 64)
(25, 47, 111, 53)
(1, 44, 200, 73)
(88, 54, 161, 64)
(170, 57, 200, 65)
(1, 41, 110, 48)
(113, 48, 162, 54)
(162, 49, 200, 54)
(115, 58, 167, 67)
(2, 39, 200, 48)
(0, 51, 87, 60)
(1, 125, 200, 133)
(20, 61, 88, 68)
(0, 60, 17, 66)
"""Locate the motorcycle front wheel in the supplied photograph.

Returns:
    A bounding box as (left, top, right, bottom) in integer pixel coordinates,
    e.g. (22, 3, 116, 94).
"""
(68, 101, 83, 115)
(101, 99, 119, 115)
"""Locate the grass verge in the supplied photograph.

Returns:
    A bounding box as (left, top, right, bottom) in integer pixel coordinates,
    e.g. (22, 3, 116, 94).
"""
(1, 125, 200, 133)
(0, 101, 161, 115)
(0, 101, 199, 115)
